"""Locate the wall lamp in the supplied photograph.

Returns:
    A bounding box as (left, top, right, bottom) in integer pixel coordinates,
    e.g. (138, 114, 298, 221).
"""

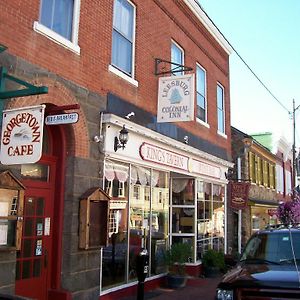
(114, 125, 129, 152)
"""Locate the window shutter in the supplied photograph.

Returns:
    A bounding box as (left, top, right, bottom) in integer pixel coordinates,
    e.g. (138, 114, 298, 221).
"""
(255, 155, 259, 184)
(257, 157, 261, 185)
(263, 161, 268, 187)
(249, 152, 253, 182)
(269, 163, 274, 189)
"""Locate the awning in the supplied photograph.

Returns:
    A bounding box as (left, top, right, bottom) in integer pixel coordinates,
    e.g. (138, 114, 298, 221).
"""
(248, 198, 279, 207)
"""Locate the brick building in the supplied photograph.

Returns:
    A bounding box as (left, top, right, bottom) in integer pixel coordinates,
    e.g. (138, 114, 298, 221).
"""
(228, 127, 292, 256)
(0, 1, 233, 299)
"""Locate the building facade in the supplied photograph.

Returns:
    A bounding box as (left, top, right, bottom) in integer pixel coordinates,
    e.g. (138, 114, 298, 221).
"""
(228, 127, 292, 256)
(0, 1, 233, 299)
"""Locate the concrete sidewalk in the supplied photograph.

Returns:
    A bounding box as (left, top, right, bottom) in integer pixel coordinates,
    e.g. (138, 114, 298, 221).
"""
(121, 276, 222, 300)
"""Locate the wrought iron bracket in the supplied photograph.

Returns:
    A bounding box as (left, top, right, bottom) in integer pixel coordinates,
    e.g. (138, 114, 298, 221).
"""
(0, 67, 48, 99)
(154, 58, 193, 76)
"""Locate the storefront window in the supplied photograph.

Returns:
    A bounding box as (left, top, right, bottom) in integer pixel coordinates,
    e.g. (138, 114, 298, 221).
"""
(102, 162, 129, 289)
(197, 181, 225, 259)
(170, 178, 195, 262)
(150, 170, 169, 275)
(129, 166, 151, 280)
(172, 179, 194, 205)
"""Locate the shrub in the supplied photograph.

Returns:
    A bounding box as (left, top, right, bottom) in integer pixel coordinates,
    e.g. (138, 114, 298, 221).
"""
(202, 249, 225, 271)
(164, 243, 192, 275)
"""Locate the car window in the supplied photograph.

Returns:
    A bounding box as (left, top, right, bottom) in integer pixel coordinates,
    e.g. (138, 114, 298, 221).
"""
(241, 232, 300, 264)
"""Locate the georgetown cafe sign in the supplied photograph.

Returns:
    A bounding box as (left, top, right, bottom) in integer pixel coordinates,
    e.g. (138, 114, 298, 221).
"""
(1, 105, 45, 165)
(157, 74, 195, 123)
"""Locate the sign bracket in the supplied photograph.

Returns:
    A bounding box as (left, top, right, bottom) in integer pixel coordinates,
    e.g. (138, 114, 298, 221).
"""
(0, 67, 48, 99)
(154, 58, 193, 76)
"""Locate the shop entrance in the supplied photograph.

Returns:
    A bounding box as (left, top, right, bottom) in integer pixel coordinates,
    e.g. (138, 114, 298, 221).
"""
(15, 157, 56, 300)
(15, 124, 65, 300)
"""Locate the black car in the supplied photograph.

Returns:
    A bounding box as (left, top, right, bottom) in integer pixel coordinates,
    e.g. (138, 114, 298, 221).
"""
(216, 224, 300, 300)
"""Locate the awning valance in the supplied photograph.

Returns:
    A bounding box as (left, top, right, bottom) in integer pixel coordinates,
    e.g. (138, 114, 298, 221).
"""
(248, 198, 279, 207)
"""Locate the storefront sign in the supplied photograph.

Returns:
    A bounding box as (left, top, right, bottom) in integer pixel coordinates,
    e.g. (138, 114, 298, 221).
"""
(45, 112, 78, 125)
(1, 105, 45, 165)
(229, 181, 250, 210)
(188, 158, 221, 178)
(139, 142, 189, 171)
(268, 209, 278, 217)
(157, 74, 195, 123)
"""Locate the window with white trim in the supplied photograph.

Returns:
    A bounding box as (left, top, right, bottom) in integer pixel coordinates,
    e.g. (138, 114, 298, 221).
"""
(171, 41, 184, 76)
(217, 83, 225, 134)
(285, 170, 292, 195)
(276, 164, 284, 193)
(196, 64, 207, 122)
(112, 0, 135, 76)
(35, 0, 80, 53)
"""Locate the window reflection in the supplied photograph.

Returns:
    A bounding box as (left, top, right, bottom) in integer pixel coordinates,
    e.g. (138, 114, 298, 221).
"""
(102, 161, 169, 289)
(197, 181, 225, 259)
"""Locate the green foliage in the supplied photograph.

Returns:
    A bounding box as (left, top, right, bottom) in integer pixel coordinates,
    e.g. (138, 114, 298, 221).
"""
(164, 243, 192, 275)
(202, 249, 225, 271)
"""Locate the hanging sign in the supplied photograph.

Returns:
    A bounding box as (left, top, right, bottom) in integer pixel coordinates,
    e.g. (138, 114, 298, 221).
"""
(45, 112, 79, 125)
(1, 105, 45, 165)
(228, 181, 250, 210)
(157, 74, 195, 123)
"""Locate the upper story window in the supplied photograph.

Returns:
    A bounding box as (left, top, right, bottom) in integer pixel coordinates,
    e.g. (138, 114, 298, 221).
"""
(196, 64, 207, 123)
(248, 152, 276, 189)
(171, 41, 184, 76)
(41, 0, 73, 40)
(112, 0, 135, 77)
(34, 0, 81, 54)
(217, 83, 225, 134)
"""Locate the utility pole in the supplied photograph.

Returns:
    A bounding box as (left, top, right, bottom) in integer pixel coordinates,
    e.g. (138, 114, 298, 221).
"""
(292, 99, 300, 198)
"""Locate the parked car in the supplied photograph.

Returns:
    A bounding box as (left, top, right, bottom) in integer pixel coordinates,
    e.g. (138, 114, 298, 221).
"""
(216, 224, 300, 300)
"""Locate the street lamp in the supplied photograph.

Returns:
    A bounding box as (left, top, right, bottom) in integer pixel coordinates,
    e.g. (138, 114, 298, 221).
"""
(292, 99, 300, 197)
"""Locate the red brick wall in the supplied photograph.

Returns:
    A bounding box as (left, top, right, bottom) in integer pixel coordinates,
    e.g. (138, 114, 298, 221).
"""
(0, 0, 231, 155)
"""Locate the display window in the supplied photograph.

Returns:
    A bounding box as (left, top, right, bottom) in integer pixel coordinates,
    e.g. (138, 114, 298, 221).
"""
(196, 181, 225, 259)
(102, 161, 169, 290)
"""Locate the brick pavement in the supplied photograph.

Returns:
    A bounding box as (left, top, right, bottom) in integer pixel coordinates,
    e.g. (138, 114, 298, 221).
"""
(121, 276, 222, 300)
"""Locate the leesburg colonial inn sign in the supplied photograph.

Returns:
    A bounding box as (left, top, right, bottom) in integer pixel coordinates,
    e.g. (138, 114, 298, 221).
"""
(157, 74, 195, 123)
(1, 105, 45, 165)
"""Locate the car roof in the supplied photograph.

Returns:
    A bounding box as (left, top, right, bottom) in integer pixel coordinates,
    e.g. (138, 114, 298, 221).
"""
(255, 224, 300, 235)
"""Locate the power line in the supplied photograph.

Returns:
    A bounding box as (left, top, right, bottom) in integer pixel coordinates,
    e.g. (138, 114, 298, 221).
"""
(196, 1, 291, 114)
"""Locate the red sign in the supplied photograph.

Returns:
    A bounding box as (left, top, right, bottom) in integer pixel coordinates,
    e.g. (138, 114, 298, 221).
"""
(229, 182, 250, 210)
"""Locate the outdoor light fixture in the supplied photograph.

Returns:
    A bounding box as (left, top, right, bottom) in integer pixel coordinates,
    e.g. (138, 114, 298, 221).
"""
(183, 135, 189, 144)
(114, 125, 129, 152)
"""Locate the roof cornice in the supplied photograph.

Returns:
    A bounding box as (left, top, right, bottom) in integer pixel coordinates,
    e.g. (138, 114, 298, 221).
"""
(183, 0, 233, 55)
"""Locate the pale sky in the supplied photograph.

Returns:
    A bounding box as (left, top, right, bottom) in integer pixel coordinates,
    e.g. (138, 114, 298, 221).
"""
(199, 0, 300, 148)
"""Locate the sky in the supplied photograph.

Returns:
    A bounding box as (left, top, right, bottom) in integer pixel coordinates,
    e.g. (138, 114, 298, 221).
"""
(199, 0, 300, 149)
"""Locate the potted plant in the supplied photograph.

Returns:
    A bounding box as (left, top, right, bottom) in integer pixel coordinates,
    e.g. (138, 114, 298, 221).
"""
(164, 242, 192, 288)
(202, 249, 225, 278)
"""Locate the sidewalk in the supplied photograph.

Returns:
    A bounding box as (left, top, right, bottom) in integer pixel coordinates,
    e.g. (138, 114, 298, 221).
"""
(121, 276, 222, 300)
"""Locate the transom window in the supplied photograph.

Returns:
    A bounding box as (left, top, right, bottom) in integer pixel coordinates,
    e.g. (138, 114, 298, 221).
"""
(112, 0, 135, 76)
(196, 64, 207, 122)
(171, 41, 184, 76)
(217, 83, 225, 134)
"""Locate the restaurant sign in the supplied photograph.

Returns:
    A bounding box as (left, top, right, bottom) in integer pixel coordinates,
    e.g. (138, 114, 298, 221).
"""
(157, 74, 195, 123)
(139, 142, 189, 171)
(228, 181, 250, 210)
(1, 105, 45, 165)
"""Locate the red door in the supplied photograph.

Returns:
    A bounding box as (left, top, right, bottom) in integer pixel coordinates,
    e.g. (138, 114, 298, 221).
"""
(16, 158, 56, 300)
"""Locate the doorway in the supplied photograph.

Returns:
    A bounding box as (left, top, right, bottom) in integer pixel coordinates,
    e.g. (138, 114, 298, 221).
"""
(16, 125, 65, 300)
